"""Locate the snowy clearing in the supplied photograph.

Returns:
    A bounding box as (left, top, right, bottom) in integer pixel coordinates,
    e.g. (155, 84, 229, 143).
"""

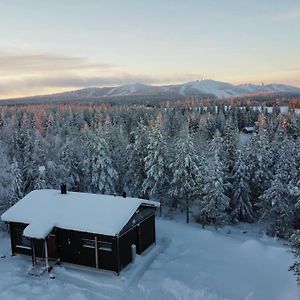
(0, 219, 298, 300)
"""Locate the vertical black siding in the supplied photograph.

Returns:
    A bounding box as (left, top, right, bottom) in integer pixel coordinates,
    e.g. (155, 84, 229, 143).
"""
(10, 222, 32, 256)
(34, 239, 45, 258)
(57, 229, 95, 267)
(118, 214, 156, 270)
(56, 228, 118, 272)
(9, 222, 47, 257)
(138, 214, 156, 253)
(119, 226, 138, 270)
(97, 235, 117, 272)
(9, 223, 16, 256)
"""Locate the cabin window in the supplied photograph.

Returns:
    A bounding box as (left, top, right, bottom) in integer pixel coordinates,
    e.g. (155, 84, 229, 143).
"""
(98, 241, 112, 252)
(15, 229, 31, 249)
(82, 238, 95, 249)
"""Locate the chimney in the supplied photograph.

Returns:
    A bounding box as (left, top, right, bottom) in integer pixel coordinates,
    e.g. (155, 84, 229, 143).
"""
(61, 184, 67, 194)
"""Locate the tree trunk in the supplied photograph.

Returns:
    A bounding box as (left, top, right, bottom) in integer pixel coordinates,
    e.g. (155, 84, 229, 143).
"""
(186, 199, 189, 223)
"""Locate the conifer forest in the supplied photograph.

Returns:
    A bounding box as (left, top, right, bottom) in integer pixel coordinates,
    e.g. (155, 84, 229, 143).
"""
(1, 100, 300, 282)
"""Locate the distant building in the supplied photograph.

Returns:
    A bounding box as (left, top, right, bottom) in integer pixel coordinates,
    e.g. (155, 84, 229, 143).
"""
(242, 126, 255, 134)
(1, 188, 159, 274)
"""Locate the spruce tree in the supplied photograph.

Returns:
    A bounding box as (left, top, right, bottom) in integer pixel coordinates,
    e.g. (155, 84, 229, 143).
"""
(34, 166, 47, 190)
(290, 230, 300, 284)
(0, 148, 14, 215)
(259, 140, 297, 238)
(200, 130, 230, 227)
(9, 157, 23, 206)
(105, 124, 129, 194)
(142, 123, 169, 215)
(248, 128, 273, 211)
(231, 150, 253, 222)
(89, 130, 118, 194)
(168, 127, 200, 223)
(59, 133, 89, 191)
(126, 118, 149, 198)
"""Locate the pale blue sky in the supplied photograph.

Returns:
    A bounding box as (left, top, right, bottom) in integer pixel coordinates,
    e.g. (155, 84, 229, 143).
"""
(0, 0, 299, 98)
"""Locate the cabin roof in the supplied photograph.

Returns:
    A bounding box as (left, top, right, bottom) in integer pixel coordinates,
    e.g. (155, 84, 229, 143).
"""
(1, 189, 159, 239)
(243, 126, 255, 131)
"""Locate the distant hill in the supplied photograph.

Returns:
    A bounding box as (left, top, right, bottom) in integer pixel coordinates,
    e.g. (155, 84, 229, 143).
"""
(1, 80, 300, 105)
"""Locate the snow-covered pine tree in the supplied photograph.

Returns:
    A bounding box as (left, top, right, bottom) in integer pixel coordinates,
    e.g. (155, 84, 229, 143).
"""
(21, 129, 37, 193)
(0, 146, 14, 216)
(59, 133, 89, 191)
(34, 165, 47, 190)
(9, 157, 23, 206)
(142, 122, 169, 216)
(105, 124, 129, 194)
(287, 113, 300, 139)
(59, 137, 79, 190)
(258, 139, 297, 238)
(222, 118, 239, 173)
(290, 230, 300, 284)
(22, 130, 48, 193)
(222, 117, 239, 199)
(270, 124, 287, 164)
(168, 126, 200, 223)
(248, 127, 273, 211)
(199, 130, 230, 227)
(44, 160, 64, 189)
(126, 118, 149, 198)
(89, 130, 118, 194)
(230, 149, 253, 223)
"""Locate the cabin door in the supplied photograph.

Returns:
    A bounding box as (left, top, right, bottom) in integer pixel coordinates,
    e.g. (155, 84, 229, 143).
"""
(47, 234, 58, 259)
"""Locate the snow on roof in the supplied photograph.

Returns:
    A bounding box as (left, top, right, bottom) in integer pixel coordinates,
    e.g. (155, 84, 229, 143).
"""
(1, 189, 159, 239)
(243, 126, 255, 131)
(24, 220, 54, 239)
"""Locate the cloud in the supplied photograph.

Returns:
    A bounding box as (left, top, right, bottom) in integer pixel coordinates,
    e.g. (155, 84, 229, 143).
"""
(286, 67, 300, 72)
(0, 73, 160, 98)
(0, 50, 148, 98)
(0, 50, 209, 98)
(0, 71, 212, 94)
(0, 52, 113, 76)
(276, 6, 300, 21)
(0, 73, 154, 90)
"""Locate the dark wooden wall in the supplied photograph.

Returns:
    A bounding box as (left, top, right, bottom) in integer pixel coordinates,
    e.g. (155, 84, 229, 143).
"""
(118, 213, 156, 271)
(56, 228, 118, 272)
(10, 222, 31, 256)
(138, 214, 156, 253)
(119, 226, 137, 270)
(10, 222, 46, 258)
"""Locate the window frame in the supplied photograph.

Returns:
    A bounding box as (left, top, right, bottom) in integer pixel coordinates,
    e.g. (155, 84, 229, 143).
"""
(98, 241, 112, 252)
(81, 238, 113, 252)
(81, 238, 95, 249)
(15, 229, 31, 250)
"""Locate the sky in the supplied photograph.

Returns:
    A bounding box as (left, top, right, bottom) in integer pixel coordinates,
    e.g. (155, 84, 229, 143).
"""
(0, 0, 300, 99)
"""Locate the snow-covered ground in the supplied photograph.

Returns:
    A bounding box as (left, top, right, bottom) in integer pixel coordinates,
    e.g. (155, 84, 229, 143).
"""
(0, 220, 298, 300)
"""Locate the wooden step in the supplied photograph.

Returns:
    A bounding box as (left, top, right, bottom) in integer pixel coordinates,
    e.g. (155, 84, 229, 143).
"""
(28, 265, 48, 276)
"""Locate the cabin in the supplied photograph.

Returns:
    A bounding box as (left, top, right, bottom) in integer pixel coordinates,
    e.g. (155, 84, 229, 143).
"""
(242, 126, 255, 134)
(0, 188, 159, 274)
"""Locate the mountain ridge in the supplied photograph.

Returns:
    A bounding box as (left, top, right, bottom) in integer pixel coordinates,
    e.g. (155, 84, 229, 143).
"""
(1, 79, 300, 103)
